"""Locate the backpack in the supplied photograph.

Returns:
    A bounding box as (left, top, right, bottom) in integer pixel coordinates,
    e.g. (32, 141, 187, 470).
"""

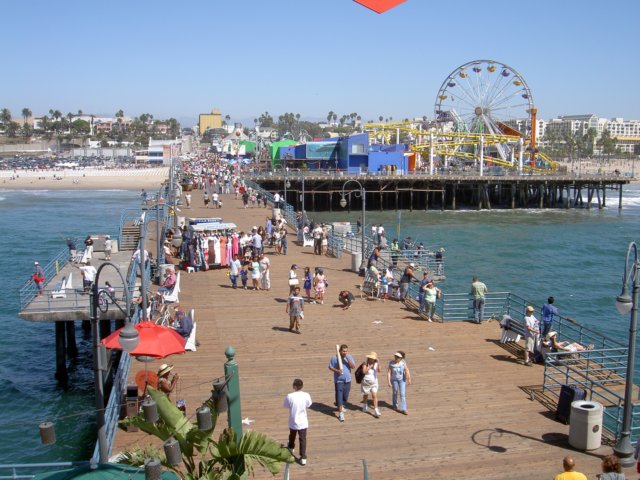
(354, 363, 365, 384)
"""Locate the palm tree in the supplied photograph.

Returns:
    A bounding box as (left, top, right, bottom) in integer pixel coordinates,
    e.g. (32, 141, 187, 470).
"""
(115, 109, 125, 133)
(1, 108, 12, 125)
(225, 114, 231, 127)
(121, 387, 293, 479)
(295, 113, 300, 123)
(378, 115, 383, 122)
(327, 111, 334, 125)
(21, 108, 32, 137)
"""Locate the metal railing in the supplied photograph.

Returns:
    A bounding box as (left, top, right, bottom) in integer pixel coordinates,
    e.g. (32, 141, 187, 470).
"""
(245, 180, 296, 226)
(19, 240, 82, 310)
(543, 348, 639, 443)
(91, 351, 133, 463)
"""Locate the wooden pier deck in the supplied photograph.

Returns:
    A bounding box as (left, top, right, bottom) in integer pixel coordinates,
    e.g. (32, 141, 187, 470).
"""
(112, 193, 618, 479)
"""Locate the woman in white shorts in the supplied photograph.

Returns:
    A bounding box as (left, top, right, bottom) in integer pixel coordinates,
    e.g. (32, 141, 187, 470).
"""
(361, 352, 381, 418)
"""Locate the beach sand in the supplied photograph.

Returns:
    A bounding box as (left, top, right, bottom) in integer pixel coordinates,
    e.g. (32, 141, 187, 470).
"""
(0, 168, 169, 191)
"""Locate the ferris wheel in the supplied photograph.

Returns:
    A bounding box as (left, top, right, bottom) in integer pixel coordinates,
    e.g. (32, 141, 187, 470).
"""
(434, 60, 535, 160)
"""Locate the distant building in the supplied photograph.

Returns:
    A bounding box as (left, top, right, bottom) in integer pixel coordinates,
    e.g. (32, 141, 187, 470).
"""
(198, 108, 222, 135)
(134, 139, 182, 164)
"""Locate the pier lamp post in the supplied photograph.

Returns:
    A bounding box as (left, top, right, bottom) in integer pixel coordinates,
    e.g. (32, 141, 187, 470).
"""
(339, 179, 366, 275)
(613, 241, 639, 467)
(284, 167, 291, 212)
(91, 262, 139, 463)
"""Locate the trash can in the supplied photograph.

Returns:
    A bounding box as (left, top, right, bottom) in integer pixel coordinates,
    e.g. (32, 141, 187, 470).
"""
(351, 252, 362, 273)
(568, 400, 603, 450)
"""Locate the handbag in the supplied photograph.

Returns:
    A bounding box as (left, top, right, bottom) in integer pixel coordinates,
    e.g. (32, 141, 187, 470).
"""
(288, 278, 299, 286)
(354, 363, 365, 384)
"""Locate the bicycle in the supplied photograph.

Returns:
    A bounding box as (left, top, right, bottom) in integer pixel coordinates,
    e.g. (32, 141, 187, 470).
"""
(148, 296, 176, 326)
(97, 287, 117, 313)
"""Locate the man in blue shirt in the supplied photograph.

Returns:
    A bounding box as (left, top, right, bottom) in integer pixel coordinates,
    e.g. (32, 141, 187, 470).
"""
(328, 344, 356, 422)
(172, 309, 193, 339)
(541, 296, 558, 337)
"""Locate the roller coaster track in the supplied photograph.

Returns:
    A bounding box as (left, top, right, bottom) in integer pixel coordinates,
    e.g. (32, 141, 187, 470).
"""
(363, 123, 559, 171)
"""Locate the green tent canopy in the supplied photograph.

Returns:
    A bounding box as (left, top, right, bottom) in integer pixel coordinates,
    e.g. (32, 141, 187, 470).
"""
(239, 140, 256, 153)
(269, 140, 298, 161)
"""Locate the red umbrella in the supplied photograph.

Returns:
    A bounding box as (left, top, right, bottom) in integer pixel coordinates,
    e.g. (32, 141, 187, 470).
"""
(102, 321, 186, 358)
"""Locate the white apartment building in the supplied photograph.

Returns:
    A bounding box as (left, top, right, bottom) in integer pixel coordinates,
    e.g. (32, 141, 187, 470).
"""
(504, 114, 640, 154)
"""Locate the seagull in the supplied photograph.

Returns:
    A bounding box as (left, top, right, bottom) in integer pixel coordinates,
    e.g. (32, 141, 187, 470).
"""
(242, 417, 255, 426)
(372, 320, 383, 325)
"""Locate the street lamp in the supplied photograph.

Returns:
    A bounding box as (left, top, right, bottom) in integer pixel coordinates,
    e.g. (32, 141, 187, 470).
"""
(91, 262, 139, 463)
(284, 169, 291, 212)
(340, 179, 366, 276)
(613, 241, 639, 467)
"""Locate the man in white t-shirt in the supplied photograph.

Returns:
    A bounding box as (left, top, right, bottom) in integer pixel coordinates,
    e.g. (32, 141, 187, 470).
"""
(283, 378, 312, 466)
(312, 225, 323, 255)
(273, 192, 281, 208)
(79, 261, 97, 292)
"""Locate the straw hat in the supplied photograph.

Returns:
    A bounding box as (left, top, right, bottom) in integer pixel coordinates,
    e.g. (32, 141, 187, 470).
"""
(158, 364, 174, 376)
(394, 352, 404, 358)
(366, 351, 378, 360)
(526, 306, 534, 312)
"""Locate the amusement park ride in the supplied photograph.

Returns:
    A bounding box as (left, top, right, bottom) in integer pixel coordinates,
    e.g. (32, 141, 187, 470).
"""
(365, 60, 557, 174)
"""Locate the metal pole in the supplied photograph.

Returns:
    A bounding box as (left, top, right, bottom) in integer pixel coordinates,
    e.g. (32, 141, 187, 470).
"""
(224, 346, 245, 474)
(139, 215, 148, 321)
(301, 175, 305, 221)
(90, 281, 108, 463)
(156, 200, 161, 270)
(613, 242, 639, 467)
(361, 185, 366, 275)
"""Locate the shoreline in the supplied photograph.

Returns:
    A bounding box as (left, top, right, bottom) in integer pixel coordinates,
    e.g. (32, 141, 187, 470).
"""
(0, 167, 168, 191)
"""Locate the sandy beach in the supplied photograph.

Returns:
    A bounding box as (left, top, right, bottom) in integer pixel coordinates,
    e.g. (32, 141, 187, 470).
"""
(0, 167, 169, 191)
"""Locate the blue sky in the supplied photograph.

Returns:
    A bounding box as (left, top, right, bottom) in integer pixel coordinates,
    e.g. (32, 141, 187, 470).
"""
(2, 0, 639, 125)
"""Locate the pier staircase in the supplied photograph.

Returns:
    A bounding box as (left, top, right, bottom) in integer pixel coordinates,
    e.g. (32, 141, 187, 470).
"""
(119, 221, 141, 251)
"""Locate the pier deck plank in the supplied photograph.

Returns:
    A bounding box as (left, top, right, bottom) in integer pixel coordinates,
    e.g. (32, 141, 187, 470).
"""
(112, 192, 616, 479)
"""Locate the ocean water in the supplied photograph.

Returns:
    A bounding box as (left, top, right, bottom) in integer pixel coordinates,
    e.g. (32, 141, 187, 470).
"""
(0, 189, 142, 464)
(0, 184, 639, 465)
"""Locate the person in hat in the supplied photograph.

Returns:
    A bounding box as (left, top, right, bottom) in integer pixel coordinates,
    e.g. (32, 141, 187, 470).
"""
(157, 363, 179, 396)
(544, 331, 593, 354)
(399, 263, 417, 302)
(387, 351, 412, 415)
(523, 306, 540, 366)
(360, 352, 381, 417)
